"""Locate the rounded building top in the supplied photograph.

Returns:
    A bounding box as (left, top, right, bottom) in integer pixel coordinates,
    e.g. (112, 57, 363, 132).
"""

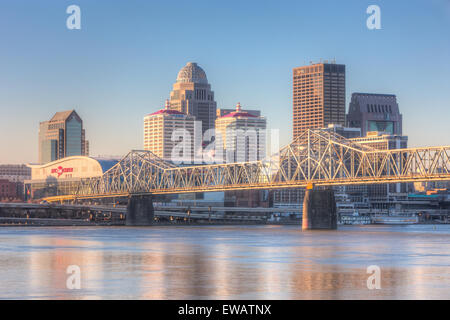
(176, 62, 208, 84)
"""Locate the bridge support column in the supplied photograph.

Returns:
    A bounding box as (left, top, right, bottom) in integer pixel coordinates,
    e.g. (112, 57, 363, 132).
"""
(126, 195, 154, 226)
(302, 187, 337, 230)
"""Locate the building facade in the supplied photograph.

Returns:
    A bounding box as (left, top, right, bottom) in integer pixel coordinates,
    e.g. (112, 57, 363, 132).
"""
(169, 62, 217, 136)
(347, 93, 403, 137)
(350, 131, 409, 208)
(0, 179, 18, 200)
(144, 100, 196, 162)
(38, 110, 89, 164)
(351, 131, 408, 150)
(293, 61, 346, 139)
(0, 164, 32, 200)
(215, 103, 267, 163)
(0, 164, 31, 183)
(25, 156, 118, 200)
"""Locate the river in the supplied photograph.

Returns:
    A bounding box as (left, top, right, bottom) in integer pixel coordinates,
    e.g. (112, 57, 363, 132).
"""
(0, 224, 449, 299)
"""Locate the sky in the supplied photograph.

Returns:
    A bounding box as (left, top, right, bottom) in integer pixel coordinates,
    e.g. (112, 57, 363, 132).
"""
(0, 0, 449, 163)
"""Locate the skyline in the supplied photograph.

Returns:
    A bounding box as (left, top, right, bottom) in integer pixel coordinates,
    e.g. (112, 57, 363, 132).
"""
(1, 0, 450, 163)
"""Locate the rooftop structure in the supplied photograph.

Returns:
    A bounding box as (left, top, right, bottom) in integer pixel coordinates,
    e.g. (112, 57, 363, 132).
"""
(170, 62, 217, 136)
(347, 93, 403, 137)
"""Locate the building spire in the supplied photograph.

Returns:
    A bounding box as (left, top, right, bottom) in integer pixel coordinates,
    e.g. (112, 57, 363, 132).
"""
(236, 102, 241, 112)
(165, 99, 170, 110)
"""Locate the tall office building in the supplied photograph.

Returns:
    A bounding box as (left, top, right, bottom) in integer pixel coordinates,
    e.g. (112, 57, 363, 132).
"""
(215, 103, 266, 163)
(169, 62, 217, 136)
(38, 110, 88, 164)
(293, 61, 346, 139)
(144, 100, 196, 162)
(347, 93, 403, 136)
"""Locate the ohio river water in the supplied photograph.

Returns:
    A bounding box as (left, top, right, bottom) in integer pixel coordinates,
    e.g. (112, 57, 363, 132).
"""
(0, 224, 449, 299)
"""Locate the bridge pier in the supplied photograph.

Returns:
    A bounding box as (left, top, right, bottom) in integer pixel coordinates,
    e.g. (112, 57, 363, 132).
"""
(302, 187, 337, 230)
(126, 195, 154, 226)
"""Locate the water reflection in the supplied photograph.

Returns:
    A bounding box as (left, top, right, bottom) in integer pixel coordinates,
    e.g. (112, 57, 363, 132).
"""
(0, 225, 449, 299)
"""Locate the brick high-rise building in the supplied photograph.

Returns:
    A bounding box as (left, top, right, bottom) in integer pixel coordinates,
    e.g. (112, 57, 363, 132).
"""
(293, 61, 346, 139)
(0, 179, 17, 199)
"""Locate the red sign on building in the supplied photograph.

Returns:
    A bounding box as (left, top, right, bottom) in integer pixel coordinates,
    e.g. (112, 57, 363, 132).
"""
(51, 166, 73, 177)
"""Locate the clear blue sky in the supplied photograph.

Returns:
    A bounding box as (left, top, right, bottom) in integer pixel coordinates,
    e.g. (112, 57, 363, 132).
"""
(0, 0, 449, 163)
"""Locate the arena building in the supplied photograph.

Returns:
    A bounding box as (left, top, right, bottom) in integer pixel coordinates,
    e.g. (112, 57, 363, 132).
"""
(24, 156, 119, 200)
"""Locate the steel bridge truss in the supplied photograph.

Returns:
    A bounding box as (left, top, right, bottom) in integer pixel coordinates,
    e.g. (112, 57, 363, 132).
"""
(73, 129, 450, 198)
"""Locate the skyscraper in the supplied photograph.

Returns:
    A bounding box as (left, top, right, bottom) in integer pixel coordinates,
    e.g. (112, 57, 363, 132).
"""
(169, 62, 217, 136)
(346, 93, 403, 136)
(38, 110, 88, 164)
(215, 103, 266, 163)
(144, 100, 196, 162)
(293, 61, 346, 139)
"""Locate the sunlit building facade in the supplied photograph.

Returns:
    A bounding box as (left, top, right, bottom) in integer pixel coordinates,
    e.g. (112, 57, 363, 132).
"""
(347, 93, 403, 136)
(25, 156, 118, 200)
(38, 110, 89, 164)
(215, 103, 266, 163)
(350, 131, 409, 208)
(293, 61, 346, 139)
(144, 100, 196, 162)
(169, 62, 217, 136)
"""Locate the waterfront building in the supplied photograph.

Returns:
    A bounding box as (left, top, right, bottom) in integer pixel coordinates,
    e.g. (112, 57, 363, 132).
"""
(293, 61, 346, 139)
(143, 100, 196, 162)
(38, 110, 89, 164)
(25, 156, 119, 200)
(347, 93, 403, 136)
(0, 164, 32, 200)
(0, 164, 31, 183)
(169, 62, 217, 135)
(215, 103, 267, 163)
(273, 188, 305, 208)
(349, 131, 409, 209)
(0, 179, 18, 200)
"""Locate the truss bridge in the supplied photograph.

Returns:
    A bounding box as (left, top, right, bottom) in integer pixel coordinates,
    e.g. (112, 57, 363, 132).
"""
(44, 129, 450, 203)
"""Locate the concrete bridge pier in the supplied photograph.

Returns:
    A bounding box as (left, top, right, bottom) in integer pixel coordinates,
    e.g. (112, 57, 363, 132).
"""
(126, 195, 154, 226)
(302, 187, 337, 230)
